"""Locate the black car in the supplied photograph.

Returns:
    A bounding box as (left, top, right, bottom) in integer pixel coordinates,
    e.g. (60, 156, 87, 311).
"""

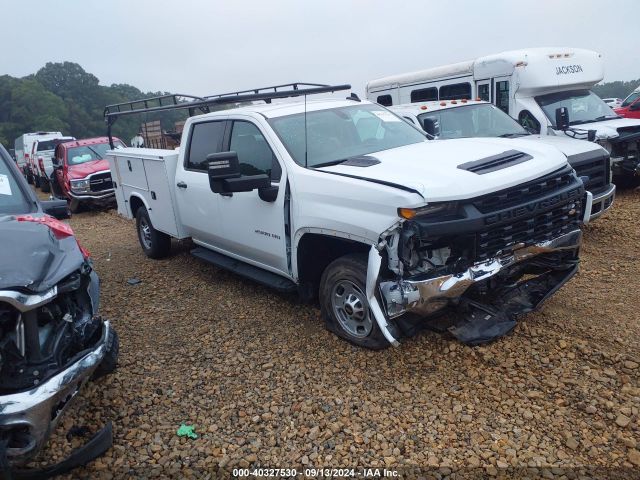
(0, 144, 118, 476)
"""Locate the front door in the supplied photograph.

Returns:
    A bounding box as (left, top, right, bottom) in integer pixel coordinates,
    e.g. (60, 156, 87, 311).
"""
(174, 119, 228, 247)
(493, 77, 511, 115)
(476, 80, 491, 102)
(214, 118, 289, 276)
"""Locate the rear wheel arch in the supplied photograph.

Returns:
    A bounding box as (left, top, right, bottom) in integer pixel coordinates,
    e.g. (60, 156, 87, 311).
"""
(129, 194, 147, 218)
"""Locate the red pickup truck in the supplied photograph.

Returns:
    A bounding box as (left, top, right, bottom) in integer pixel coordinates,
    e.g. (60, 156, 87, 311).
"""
(50, 137, 125, 212)
(614, 89, 640, 119)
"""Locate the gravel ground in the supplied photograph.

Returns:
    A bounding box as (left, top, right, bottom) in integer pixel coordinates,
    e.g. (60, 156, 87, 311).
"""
(29, 189, 640, 478)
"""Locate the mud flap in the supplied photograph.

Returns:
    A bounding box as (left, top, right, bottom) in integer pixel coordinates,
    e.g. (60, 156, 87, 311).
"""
(0, 422, 112, 480)
(448, 265, 578, 345)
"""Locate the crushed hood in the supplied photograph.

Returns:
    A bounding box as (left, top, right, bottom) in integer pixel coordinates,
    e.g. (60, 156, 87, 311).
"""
(0, 215, 84, 292)
(317, 138, 568, 202)
(68, 159, 110, 180)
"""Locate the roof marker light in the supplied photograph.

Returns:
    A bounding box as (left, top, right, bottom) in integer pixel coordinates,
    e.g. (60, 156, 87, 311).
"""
(451, 100, 457, 104)
(461, 99, 467, 103)
(440, 101, 446, 106)
(420, 105, 428, 110)
(476, 97, 481, 101)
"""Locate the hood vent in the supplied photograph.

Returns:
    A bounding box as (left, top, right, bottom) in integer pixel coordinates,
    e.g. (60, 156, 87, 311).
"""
(458, 150, 532, 175)
(341, 156, 381, 167)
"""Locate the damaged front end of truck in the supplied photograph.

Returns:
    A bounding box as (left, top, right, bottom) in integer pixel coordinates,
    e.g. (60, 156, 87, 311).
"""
(370, 166, 585, 345)
(0, 216, 117, 477)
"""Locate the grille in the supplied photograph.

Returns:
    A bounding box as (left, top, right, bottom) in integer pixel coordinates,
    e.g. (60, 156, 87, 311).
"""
(89, 172, 113, 192)
(573, 156, 608, 192)
(476, 200, 581, 261)
(472, 167, 575, 214)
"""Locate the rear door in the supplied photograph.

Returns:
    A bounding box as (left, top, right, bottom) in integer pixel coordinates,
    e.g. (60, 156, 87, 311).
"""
(213, 117, 289, 275)
(174, 118, 228, 246)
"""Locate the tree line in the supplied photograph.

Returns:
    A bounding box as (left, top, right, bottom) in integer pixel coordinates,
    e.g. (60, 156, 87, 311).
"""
(0, 62, 186, 148)
(0, 61, 638, 149)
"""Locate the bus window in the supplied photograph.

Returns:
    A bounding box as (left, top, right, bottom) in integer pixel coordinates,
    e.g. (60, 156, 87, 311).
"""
(478, 83, 490, 102)
(439, 83, 471, 100)
(410, 87, 438, 102)
(376, 95, 393, 106)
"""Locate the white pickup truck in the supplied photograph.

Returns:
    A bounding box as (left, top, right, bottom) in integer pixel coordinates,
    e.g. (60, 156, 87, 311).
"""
(390, 100, 615, 221)
(105, 84, 585, 349)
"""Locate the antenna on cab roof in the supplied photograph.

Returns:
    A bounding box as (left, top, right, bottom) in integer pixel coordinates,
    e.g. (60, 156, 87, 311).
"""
(103, 83, 351, 149)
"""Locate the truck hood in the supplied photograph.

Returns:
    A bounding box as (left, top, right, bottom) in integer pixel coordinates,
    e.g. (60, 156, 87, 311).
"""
(317, 138, 568, 201)
(559, 117, 640, 141)
(68, 159, 110, 180)
(520, 134, 607, 157)
(0, 215, 84, 292)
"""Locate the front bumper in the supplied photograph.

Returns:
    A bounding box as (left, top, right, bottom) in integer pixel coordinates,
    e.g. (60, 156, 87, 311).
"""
(68, 189, 115, 201)
(0, 320, 109, 463)
(379, 228, 582, 319)
(588, 183, 615, 221)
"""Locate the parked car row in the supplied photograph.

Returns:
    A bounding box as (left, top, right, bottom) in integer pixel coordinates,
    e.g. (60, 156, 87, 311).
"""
(13, 133, 122, 212)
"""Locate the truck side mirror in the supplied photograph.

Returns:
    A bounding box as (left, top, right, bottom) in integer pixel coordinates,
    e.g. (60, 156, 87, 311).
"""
(207, 151, 270, 194)
(41, 199, 71, 219)
(421, 117, 440, 138)
(555, 107, 570, 130)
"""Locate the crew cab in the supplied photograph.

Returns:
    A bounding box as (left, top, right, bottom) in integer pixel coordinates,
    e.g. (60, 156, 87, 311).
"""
(0, 144, 118, 474)
(614, 87, 640, 119)
(105, 84, 585, 349)
(391, 100, 615, 221)
(50, 137, 124, 212)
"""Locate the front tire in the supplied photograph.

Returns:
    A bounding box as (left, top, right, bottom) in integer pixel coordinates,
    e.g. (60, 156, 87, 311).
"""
(136, 207, 171, 258)
(69, 198, 83, 213)
(319, 253, 390, 350)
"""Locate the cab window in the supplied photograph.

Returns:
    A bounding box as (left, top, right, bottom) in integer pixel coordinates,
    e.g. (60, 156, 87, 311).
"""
(185, 121, 226, 171)
(229, 121, 281, 181)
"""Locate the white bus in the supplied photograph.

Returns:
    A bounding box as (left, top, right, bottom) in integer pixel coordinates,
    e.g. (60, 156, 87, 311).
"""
(366, 48, 640, 182)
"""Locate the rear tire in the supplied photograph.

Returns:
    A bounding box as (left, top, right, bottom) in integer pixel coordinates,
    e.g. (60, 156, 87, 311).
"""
(319, 253, 390, 350)
(40, 177, 51, 193)
(92, 328, 119, 380)
(136, 207, 171, 258)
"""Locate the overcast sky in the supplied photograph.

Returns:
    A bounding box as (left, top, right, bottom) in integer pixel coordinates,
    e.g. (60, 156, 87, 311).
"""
(3, 0, 639, 97)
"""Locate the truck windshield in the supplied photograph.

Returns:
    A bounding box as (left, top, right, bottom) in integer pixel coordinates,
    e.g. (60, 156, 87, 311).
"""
(0, 148, 33, 215)
(67, 141, 124, 165)
(621, 91, 640, 107)
(417, 104, 528, 139)
(268, 104, 426, 168)
(535, 89, 618, 127)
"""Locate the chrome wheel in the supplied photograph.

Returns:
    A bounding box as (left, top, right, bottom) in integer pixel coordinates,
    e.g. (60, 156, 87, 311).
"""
(331, 280, 373, 338)
(139, 216, 152, 249)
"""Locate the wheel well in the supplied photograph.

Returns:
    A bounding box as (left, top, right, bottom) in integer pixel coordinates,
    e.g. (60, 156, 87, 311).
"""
(129, 196, 145, 217)
(296, 233, 370, 301)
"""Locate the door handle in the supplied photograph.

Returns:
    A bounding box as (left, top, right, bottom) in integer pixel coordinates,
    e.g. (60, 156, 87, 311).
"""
(177, 181, 187, 189)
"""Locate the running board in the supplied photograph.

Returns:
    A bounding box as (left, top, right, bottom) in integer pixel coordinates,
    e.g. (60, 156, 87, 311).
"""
(191, 247, 297, 293)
